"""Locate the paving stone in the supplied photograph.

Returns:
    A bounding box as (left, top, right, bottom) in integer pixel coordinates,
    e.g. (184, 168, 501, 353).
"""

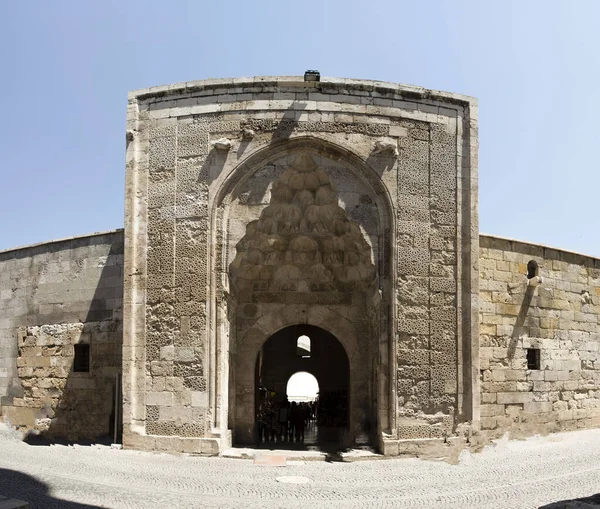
(1, 424, 600, 508)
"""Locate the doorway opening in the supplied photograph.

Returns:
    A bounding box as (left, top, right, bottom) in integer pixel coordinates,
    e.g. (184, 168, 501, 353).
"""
(287, 371, 318, 402)
(255, 324, 350, 450)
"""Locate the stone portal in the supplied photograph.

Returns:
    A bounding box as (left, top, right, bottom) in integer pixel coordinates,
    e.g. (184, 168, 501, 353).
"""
(121, 76, 479, 456)
(228, 152, 379, 446)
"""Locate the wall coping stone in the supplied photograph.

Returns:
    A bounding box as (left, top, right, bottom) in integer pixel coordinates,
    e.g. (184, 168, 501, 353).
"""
(480, 233, 600, 265)
(128, 76, 477, 107)
(0, 229, 124, 257)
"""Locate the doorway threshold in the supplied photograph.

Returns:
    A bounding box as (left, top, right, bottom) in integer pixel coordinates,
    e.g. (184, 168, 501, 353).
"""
(221, 446, 382, 462)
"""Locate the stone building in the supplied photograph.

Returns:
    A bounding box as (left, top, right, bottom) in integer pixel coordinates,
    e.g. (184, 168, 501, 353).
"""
(0, 76, 598, 456)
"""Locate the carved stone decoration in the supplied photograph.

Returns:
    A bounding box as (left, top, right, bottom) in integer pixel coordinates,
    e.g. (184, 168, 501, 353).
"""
(230, 152, 376, 293)
(373, 139, 399, 157)
(212, 138, 233, 150)
(241, 128, 255, 140)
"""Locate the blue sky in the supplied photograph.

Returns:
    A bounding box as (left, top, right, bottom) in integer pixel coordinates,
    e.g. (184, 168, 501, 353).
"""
(1, 1, 599, 256)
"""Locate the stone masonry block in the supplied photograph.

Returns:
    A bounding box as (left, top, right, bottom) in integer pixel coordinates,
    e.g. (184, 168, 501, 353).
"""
(496, 392, 533, 405)
(398, 348, 429, 366)
(398, 248, 430, 276)
(149, 136, 176, 170)
(398, 317, 429, 335)
(145, 391, 174, 406)
(191, 391, 208, 408)
(177, 133, 209, 158)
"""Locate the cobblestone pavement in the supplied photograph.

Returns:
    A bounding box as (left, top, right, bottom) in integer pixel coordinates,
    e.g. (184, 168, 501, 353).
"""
(1, 426, 600, 508)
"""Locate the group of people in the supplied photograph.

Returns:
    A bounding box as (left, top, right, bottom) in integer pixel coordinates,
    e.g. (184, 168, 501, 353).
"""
(257, 398, 315, 444)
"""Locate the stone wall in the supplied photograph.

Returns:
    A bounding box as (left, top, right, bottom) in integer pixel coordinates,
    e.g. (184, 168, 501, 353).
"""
(479, 235, 600, 438)
(0, 231, 124, 440)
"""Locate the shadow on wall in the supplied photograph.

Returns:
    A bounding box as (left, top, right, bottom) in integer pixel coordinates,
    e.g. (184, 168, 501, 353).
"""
(364, 148, 396, 178)
(0, 467, 103, 508)
(4, 233, 124, 445)
(538, 493, 600, 508)
(507, 285, 535, 359)
(200, 102, 306, 192)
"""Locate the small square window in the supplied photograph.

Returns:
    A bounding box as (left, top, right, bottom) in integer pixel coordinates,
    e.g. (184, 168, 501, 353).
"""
(526, 348, 540, 370)
(74, 344, 90, 373)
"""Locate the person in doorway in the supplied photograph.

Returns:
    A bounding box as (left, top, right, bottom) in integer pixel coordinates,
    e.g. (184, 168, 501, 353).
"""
(278, 399, 289, 442)
(257, 387, 269, 443)
(289, 402, 297, 442)
(293, 402, 306, 442)
(269, 402, 278, 442)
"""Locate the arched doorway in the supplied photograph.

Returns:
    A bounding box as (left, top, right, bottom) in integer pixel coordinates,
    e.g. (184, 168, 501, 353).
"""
(222, 147, 391, 449)
(255, 324, 350, 448)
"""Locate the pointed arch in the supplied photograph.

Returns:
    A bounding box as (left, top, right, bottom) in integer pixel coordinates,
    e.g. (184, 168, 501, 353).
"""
(208, 135, 397, 447)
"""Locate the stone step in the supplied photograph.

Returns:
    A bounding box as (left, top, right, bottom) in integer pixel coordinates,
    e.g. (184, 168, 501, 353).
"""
(222, 446, 382, 462)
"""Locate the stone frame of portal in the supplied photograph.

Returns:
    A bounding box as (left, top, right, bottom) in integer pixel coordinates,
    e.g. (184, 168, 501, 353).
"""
(211, 137, 396, 444)
(234, 311, 359, 445)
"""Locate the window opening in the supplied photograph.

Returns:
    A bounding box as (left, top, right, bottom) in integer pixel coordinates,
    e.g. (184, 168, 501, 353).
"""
(526, 348, 540, 370)
(527, 260, 539, 280)
(296, 335, 311, 358)
(74, 344, 90, 372)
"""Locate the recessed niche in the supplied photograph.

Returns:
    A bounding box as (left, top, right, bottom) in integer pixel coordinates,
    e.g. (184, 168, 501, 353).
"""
(74, 344, 90, 373)
(526, 260, 539, 279)
(526, 260, 542, 286)
(526, 348, 540, 370)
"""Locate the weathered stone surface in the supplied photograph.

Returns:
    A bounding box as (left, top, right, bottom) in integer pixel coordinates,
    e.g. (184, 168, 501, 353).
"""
(0, 231, 123, 441)
(479, 235, 600, 439)
(122, 76, 477, 454)
(230, 152, 376, 293)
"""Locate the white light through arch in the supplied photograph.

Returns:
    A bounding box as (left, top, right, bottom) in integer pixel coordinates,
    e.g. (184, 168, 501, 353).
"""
(286, 371, 319, 403)
(297, 335, 311, 357)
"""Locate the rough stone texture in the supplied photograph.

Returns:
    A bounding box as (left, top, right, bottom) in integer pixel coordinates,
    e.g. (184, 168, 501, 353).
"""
(396, 120, 460, 440)
(479, 235, 600, 438)
(2, 226, 599, 453)
(229, 152, 376, 292)
(123, 76, 479, 454)
(0, 231, 124, 441)
(13, 321, 122, 440)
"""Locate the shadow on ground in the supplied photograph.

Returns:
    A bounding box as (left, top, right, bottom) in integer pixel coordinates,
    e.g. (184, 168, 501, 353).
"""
(257, 438, 350, 462)
(257, 425, 367, 462)
(23, 433, 112, 447)
(539, 493, 600, 508)
(0, 468, 102, 509)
